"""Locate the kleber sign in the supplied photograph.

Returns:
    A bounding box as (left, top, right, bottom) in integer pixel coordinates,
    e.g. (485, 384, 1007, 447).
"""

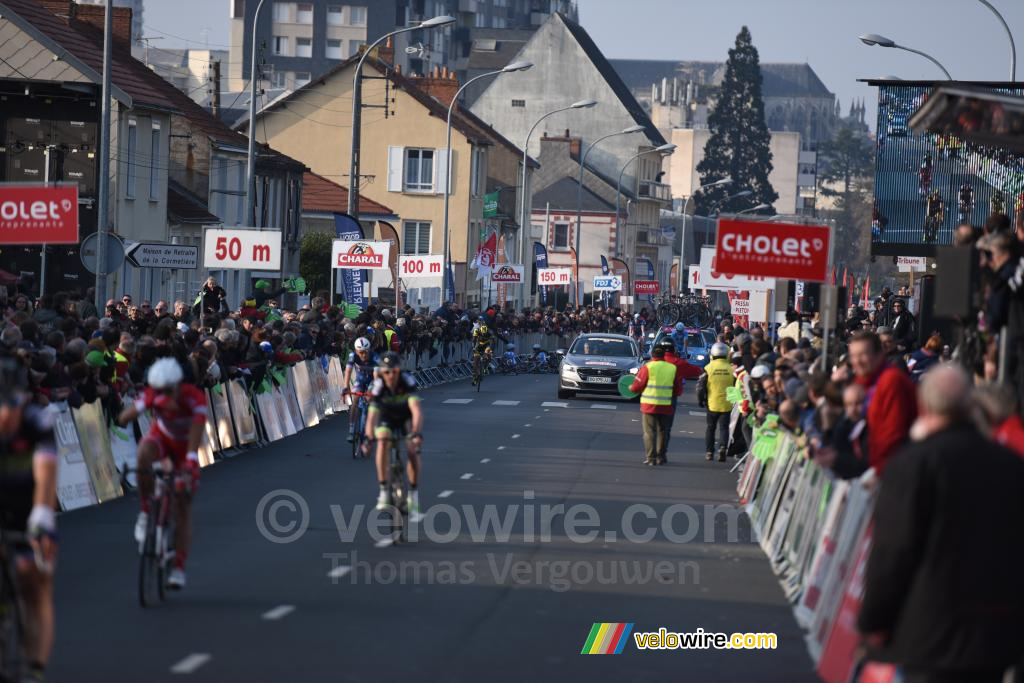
(490, 264, 524, 283)
(0, 184, 79, 244)
(715, 218, 830, 282)
(634, 280, 660, 295)
(332, 240, 391, 270)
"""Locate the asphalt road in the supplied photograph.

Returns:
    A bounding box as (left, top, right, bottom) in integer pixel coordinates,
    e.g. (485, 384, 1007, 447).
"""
(49, 374, 815, 682)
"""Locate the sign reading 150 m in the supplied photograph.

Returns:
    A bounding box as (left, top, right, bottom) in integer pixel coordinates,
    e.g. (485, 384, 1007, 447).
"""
(204, 228, 282, 270)
(714, 218, 830, 282)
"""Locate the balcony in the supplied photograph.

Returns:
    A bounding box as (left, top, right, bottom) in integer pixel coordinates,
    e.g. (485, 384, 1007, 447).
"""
(637, 180, 672, 204)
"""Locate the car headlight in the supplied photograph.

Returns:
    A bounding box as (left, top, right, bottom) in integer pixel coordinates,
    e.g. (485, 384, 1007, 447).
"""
(629, 367, 639, 375)
(696, 354, 706, 361)
(562, 363, 577, 373)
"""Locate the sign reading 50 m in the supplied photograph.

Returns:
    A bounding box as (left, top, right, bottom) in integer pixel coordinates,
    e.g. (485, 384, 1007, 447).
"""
(204, 228, 282, 270)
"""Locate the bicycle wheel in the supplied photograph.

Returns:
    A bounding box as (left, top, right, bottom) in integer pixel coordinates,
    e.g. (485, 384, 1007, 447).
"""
(158, 516, 175, 602)
(695, 305, 713, 329)
(0, 562, 25, 682)
(388, 443, 408, 543)
(351, 400, 364, 459)
(139, 508, 160, 607)
(657, 303, 678, 326)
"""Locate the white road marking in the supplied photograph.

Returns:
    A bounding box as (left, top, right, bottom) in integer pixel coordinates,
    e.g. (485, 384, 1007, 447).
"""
(437, 490, 454, 498)
(327, 565, 352, 579)
(689, 410, 707, 416)
(511, 434, 521, 439)
(493, 400, 520, 406)
(542, 402, 569, 408)
(534, 415, 540, 419)
(480, 458, 491, 464)
(374, 538, 394, 549)
(443, 398, 474, 405)
(170, 654, 212, 674)
(497, 446, 506, 450)
(262, 605, 295, 621)
(591, 404, 617, 410)
(460, 473, 474, 480)
(524, 423, 532, 427)
(631, 419, 639, 422)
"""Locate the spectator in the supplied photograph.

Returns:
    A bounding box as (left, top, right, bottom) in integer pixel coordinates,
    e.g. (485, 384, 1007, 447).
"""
(889, 299, 916, 350)
(859, 364, 1024, 682)
(907, 333, 942, 382)
(194, 276, 227, 318)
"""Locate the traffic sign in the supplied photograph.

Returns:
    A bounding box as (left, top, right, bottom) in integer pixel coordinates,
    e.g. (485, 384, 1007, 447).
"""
(537, 267, 572, 286)
(204, 228, 282, 270)
(125, 242, 199, 269)
(593, 275, 622, 291)
(79, 232, 125, 275)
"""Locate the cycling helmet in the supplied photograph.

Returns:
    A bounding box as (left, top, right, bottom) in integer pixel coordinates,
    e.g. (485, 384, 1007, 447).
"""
(507, 343, 516, 350)
(633, 314, 640, 321)
(532, 343, 541, 351)
(354, 337, 371, 352)
(750, 364, 771, 380)
(674, 323, 685, 332)
(656, 339, 675, 353)
(147, 357, 183, 389)
(710, 342, 729, 359)
(478, 324, 489, 335)
(378, 352, 402, 370)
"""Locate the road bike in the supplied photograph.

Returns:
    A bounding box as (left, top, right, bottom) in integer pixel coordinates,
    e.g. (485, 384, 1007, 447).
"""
(130, 463, 187, 608)
(0, 529, 26, 682)
(349, 391, 370, 459)
(472, 352, 491, 392)
(378, 435, 410, 544)
(654, 294, 714, 328)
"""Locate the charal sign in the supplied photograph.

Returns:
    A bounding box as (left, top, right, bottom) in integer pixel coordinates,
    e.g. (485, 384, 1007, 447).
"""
(490, 265, 524, 283)
(715, 218, 830, 282)
(332, 240, 391, 270)
(126, 242, 199, 269)
(0, 184, 79, 244)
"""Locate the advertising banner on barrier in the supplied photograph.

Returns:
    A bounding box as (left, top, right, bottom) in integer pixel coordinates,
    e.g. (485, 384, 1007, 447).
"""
(283, 378, 306, 432)
(307, 360, 329, 419)
(332, 240, 391, 270)
(290, 363, 321, 428)
(257, 392, 285, 441)
(54, 402, 97, 511)
(108, 424, 137, 482)
(227, 380, 258, 444)
(275, 387, 298, 437)
(816, 527, 874, 683)
(715, 218, 831, 282)
(72, 401, 122, 503)
(209, 385, 236, 451)
(327, 357, 346, 413)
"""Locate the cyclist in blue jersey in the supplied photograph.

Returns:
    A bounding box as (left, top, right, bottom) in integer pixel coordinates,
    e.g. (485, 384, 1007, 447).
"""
(671, 323, 689, 356)
(343, 337, 379, 442)
(530, 343, 548, 365)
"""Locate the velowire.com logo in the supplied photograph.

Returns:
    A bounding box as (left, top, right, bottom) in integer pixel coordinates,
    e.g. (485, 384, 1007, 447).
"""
(580, 623, 634, 655)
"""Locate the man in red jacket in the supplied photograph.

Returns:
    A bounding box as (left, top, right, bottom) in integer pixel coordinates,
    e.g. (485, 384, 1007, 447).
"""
(629, 345, 684, 466)
(849, 330, 917, 473)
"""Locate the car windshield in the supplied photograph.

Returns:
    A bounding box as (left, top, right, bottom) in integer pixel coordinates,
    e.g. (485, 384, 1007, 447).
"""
(570, 338, 636, 357)
(687, 332, 704, 347)
(702, 330, 716, 346)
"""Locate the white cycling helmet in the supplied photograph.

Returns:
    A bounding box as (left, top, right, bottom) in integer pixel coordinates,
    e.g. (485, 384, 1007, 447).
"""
(507, 343, 516, 350)
(674, 322, 685, 331)
(710, 342, 729, 359)
(148, 357, 184, 389)
(750, 364, 771, 380)
(354, 337, 371, 352)
(532, 343, 541, 350)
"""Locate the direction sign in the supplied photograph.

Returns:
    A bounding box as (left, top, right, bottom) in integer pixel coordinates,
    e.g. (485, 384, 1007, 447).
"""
(593, 275, 622, 291)
(79, 232, 125, 275)
(125, 242, 199, 269)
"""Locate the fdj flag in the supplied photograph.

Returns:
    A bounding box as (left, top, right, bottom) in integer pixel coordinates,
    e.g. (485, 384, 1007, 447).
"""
(533, 241, 549, 303)
(581, 623, 634, 654)
(333, 213, 365, 310)
(600, 254, 610, 276)
(483, 191, 499, 218)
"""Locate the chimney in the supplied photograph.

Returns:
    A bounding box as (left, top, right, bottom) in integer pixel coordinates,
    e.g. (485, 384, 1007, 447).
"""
(38, 1, 72, 19)
(569, 135, 581, 161)
(73, 4, 134, 48)
(377, 36, 394, 66)
(412, 68, 460, 108)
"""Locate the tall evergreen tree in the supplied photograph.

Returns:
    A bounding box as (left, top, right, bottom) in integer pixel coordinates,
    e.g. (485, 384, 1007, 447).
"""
(695, 26, 778, 215)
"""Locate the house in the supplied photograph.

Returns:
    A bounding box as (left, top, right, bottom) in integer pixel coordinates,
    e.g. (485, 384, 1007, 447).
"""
(237, 52, 537, 308)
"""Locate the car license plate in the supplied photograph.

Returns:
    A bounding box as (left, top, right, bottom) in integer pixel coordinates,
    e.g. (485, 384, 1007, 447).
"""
(588, 376, 612, 384)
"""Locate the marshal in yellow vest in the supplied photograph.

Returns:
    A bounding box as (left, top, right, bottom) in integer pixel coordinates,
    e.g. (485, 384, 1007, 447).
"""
(640, 359, 677, 408)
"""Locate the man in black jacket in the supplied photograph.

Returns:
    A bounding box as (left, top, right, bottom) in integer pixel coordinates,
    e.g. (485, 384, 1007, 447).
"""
(859, 364, 1024, 683)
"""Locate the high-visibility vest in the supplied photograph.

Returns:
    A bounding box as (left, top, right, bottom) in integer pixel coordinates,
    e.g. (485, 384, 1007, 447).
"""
(640, 360, 676, 408)
(706, 357, 733, 413)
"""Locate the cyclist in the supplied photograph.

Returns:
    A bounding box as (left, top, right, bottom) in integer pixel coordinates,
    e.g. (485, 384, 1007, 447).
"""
(501, 343, 518, 372)
(628, 314, 645, 344)
(342, 337, 379, 443)
(365, 353, 423, 515)
(0, 357, 58, 682)
(471, 324, 493, 386)
(117, 357, 205, 590)
(670, 322, 688, 356)
(530, 343, 548, 365)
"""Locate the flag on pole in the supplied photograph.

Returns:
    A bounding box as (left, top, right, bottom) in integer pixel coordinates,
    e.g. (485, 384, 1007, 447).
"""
(474, 230, 498, 281)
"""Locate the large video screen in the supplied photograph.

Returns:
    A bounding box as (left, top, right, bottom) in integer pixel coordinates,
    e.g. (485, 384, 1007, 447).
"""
(872, 83, 1024, 256)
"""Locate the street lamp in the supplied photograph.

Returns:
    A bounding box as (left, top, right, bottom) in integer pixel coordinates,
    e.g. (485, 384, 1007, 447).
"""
(674, 177, 730, 291)
(441, 59, 533, 302)
(573, 124, 646, 305)
(347, 15, 456, 217)
(712, 190, 753, 215)
(976, 0, 1016, 81)
(244, 0, 268, 225)
(615, 143, 675, 290)
(858, 34, 953, 80)
(738, 203, 772, 215)
(518, 99, 598, 306)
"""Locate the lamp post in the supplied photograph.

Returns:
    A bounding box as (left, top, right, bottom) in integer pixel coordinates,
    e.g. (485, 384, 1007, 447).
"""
(244, 0, 268, 226)
(573, 124, 645, 306)
(442, 59, 532, 303)
(518, 99, 597, 307)
(615, 143, 675, 295)
(738, 203, 772, 215)
(976, 0, 1016, 81)
(712, 190, 753, 215)
(858, 34, 953, 79)
(347, 15, 455, 218)
(678, 177, 731, 281)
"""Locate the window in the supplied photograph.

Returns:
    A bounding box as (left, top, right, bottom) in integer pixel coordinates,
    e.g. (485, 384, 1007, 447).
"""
(294, 72, 311, 87)
(272, 1, 293, 22)
(125, 119, 136, 199)
(231, 0, 245, 19)
(325, 39, 343, 59)
(270, 70, 286, 88)
(296, 2, 313, 23)
(348, 5, 367, 26)
(348, 39, 362, 57)
(511, 99, 525, 108)
(404, 148, 434, 192)
(553, 222, 569, 250)
(327, 5, 343, 25)
(470, 148, 482, 197)
(272, 35, 289, 56)
(149, 122, 160, 200)
(403, 221, 431, 254)
(475, 13, 486, 27)
(295, 37, 312, 58)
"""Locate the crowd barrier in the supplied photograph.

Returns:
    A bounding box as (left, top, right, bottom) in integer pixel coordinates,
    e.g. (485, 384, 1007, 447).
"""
(736, 424, 897, 683)
(54, 332, 574, 513)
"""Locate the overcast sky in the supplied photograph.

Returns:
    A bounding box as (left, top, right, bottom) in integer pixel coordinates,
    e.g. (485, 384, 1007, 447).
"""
(144, 0, 1024, 128)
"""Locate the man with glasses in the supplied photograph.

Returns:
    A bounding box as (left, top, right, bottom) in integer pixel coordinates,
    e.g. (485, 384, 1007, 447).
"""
(365, 353, 423, 515)
(153, 300, 171, 324)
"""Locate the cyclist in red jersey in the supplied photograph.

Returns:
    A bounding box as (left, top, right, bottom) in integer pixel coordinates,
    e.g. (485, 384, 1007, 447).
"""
(117, 358, 206, 590)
